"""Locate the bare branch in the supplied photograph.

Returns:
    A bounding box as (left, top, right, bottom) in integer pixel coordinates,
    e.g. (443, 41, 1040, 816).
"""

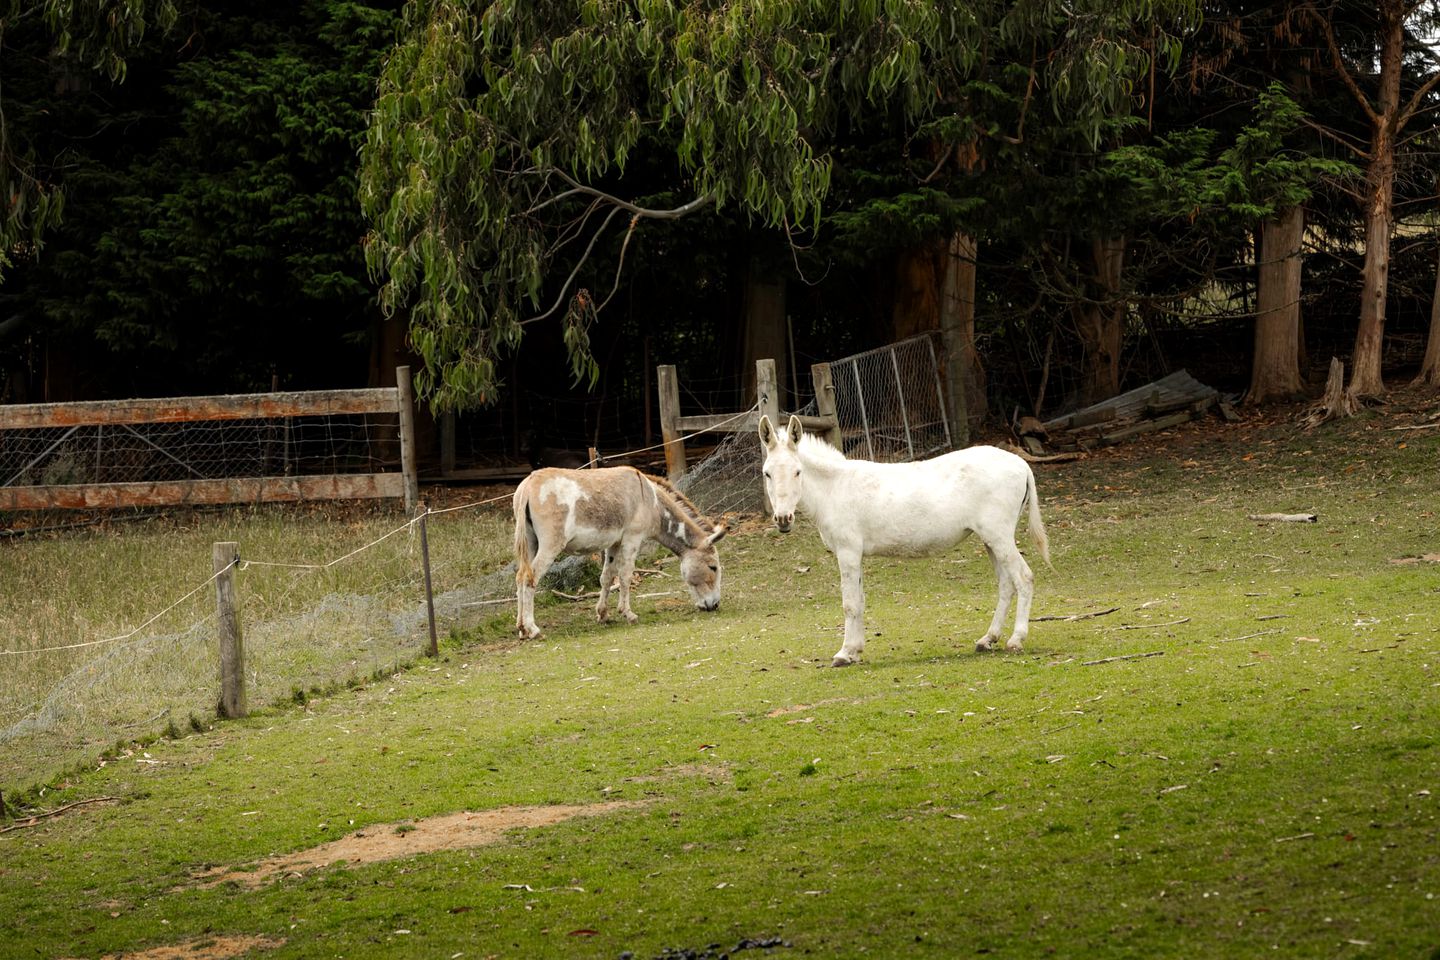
(1306, 4, 1381, 126)
(1299, 116, 1371, 160)
(1397, 67, 1440, 134)
(592, 214, 640, 314)
(547, 168, 714, 220)
(521, 205, 623, 327)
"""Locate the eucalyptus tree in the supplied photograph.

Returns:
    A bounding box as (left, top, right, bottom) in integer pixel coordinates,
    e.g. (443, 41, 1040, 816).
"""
(360, 0, 1201, 413)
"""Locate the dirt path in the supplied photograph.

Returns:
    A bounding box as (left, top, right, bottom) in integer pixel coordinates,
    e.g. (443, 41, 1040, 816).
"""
(188, 800, 647, 890)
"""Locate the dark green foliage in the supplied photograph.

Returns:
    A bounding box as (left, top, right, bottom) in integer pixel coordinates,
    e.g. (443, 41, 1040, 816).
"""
(4, 1, 400, 396)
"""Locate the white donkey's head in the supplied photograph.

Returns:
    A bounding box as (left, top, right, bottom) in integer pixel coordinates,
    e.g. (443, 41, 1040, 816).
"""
(758, 414, 804, 533)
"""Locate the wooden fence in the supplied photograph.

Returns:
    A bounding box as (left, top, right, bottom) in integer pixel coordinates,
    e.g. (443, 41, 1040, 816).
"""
(656, 358, 841, 481)
(0, 367, 419, 513)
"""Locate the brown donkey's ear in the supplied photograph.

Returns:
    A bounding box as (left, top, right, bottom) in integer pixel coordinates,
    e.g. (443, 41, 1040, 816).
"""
(705, 523, 728, 545)
(785, 414, 803, 444)
(758, 415, 776, 449)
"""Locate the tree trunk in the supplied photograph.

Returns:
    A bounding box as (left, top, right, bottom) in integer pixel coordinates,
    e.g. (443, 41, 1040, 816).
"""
(740, 255, 788, 407)
(1414, 240, 1440, 387)
(1246, 205, 1307, 403)
(1347, 2, 1404, 400)
(1075, 235, 1126, 405)
(939, 230, 983, 443)
(891, 244, 943, 341)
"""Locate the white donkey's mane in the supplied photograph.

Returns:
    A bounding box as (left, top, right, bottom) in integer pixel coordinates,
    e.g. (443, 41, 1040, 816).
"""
(796, 433, 846, 465)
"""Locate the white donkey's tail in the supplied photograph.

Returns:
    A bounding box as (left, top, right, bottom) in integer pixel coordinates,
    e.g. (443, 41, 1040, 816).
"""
(1024, 466, 1052, 568)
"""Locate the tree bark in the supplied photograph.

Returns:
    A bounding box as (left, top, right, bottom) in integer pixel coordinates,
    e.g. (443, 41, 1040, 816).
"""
(1246, 205, 1306, 403)
(1075, 235, 1126, 406)
(740, 255, 788, 406)
(1415, 240, 1440, 387)
(891, 244, 943, 341)
(939, 230, 983, 442)
(1346, 1, 1404, 400)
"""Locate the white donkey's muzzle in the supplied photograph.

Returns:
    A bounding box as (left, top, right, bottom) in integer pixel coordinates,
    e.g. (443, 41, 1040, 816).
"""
(774, 514, 793, 533)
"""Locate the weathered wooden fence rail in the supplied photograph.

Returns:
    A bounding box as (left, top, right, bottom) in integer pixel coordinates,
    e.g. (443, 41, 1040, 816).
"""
(0, 367, 418, 513)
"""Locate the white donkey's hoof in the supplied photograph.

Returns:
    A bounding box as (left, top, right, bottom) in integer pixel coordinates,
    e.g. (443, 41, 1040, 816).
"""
(1005, 639, 1025, 653)
(831, 654, 858, 667)
(519, 625, 542, 640)
(975, 636, 998, 652)
(595, 609, 610, 623)
(623, 611, 639, 624)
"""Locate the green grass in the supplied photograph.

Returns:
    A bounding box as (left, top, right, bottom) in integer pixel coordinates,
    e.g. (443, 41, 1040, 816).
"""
(1, 405, 1438, 959)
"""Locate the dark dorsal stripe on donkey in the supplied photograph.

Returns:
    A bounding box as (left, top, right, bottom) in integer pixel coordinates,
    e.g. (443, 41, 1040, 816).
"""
(512, 466, 726, 639)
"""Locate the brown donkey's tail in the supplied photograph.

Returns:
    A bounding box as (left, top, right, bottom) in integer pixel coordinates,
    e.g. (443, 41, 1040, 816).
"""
(513, 484, 536, 588)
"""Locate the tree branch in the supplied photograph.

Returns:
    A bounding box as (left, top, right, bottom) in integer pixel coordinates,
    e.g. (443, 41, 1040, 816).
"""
(1396, 67, 1440, 134)
(521, 205, 623, 326)
(1299, 116, 1371, 160)
(1306, 5, 1380, 126)
(545, 168, 714, 220)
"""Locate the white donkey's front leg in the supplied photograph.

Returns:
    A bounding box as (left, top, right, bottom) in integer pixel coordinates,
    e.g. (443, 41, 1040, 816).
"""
(832, 548, 866, 667)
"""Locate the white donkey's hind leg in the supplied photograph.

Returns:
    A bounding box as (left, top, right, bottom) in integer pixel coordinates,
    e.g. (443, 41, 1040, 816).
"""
(975, 544, 1015, 651)
(832, 549, 867, 667)
(982, 539, 1032, 652)
(1005, 548, 1035, 652)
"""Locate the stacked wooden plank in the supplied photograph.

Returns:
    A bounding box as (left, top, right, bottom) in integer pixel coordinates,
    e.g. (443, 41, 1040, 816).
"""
(1021, 370, 1223, 454)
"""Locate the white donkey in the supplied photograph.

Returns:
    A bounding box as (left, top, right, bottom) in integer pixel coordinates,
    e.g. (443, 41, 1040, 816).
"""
(513, 466, 726, 639)
(759, 414, 1050, 666)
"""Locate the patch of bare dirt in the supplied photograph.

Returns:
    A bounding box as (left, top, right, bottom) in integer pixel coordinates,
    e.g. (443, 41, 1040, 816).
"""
(188, 801, 645, 890)
(59, 935, 285, 960)
(765, 698, 844, 718)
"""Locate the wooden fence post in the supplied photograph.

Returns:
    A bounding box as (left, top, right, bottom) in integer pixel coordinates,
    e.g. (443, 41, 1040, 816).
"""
(810, 362, 842, 449)
(395, 365, 419, 514)
(657, 364, 686, 482)
(212, 541, 246, 719)
(756, 358, 780, 515)
(756, 358, 780, 427)
(417, 505, 438, 658)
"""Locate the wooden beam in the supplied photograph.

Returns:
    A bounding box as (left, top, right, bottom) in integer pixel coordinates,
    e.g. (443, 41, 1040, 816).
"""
(675, 412, 834, 435)
(0, 473, 404, 511)
(0, 389, 400, 429)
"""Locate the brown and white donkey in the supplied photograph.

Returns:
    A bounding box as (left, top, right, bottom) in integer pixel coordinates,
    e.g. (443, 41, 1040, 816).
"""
(512, 466, 727, 639)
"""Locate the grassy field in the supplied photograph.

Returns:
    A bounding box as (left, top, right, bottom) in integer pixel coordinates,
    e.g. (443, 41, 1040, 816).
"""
(0, 397, 1437, 959)
(0, 497, 516, 792)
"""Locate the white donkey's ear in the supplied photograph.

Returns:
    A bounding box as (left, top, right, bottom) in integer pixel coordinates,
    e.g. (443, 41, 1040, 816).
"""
(705, 523, 727, 545)
(785, 414, 803, 444)
(758, 415, 776, 449)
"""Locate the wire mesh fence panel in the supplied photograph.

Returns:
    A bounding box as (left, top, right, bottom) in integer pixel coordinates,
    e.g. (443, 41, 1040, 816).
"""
(0, 382, 413, 512)
(0, 416, 400, 488)
(829, 334, 951, 463)
(677, 336, 952, 516)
